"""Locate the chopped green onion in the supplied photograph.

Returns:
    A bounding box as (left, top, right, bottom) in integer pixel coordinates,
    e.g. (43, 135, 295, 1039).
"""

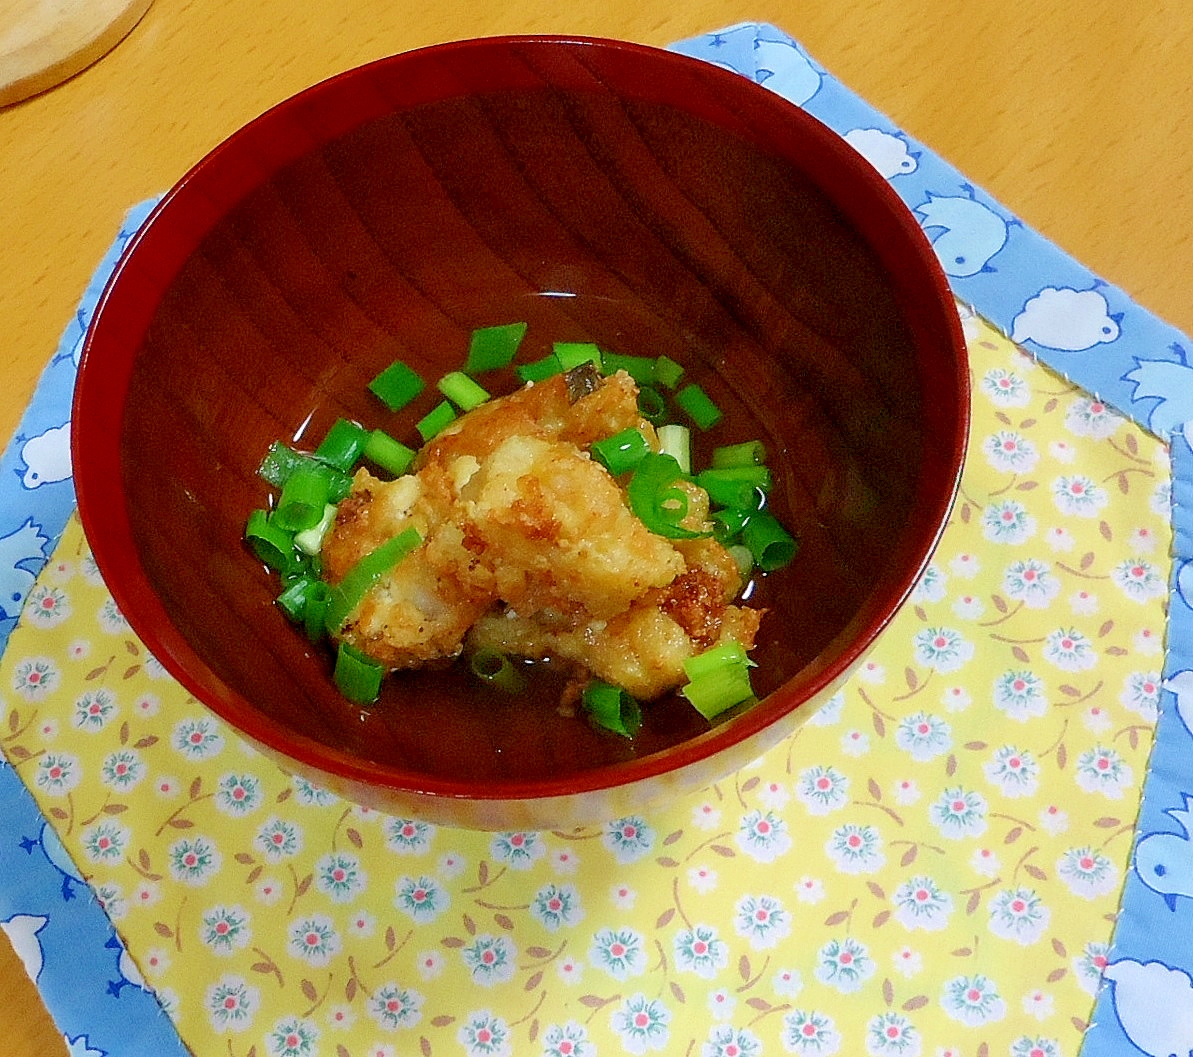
(682, 641, 757, 719)
(273, 462, 332, 532)
(676, 383, 723, 430)
(627, 453, 708, 540)
(325, 466, 354, 503)
(245, 509, 297, 573)
(680, 660, 755, 720)
(258, 441, 314, 488)
(656, 423, 691, 475)
(438, 370, 490, 411)
(302, 581, 331, 641)
(334, 642, 385, 704)
(637, 385, 667, 425)
(727, 544, 755, 580)
(711, 440, 767, 469)
(601, 352, 656, 386)
(276, 576, 331, 640)
(324, 526, 423, 633)
(368, 359, 425, 412)
(582, 680, 641, 738)
(276, 575, 318, 622)
(742, 513, 799, 572)
(683, 640, 756, 681)
(711, 506, 752, 545)
(652, 354, 685, 390)
(514, 353, 563, 384)
(364, 429, 415, 476)
(314, 418, 368, 471)
(465, 321, 527, 373)
(591, 427, 651, 476)
(696, 466, 773, 511)
(417, 400, 457, 442)
(469, 648, 529, 693)
(553, 341, 602, 372)
(294, 502, 338, 555)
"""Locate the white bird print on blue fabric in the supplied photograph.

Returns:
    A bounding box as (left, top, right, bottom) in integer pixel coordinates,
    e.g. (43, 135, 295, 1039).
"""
(1104, 959, 1193, 1057)
(65, 1035, 107, 1057)
(1011, 284, 1122, 351)
(0, 518, 49, 621)
(103, 933, 149, 997)
(752, 33, 821, 105)
(1163, 669, 1193, 741)
(0, 913, 49, 982)
(20, 819, 86, 899)
(1123, 343, 1193, 446)
(1135, 794, 1193, 911)
(915, 185, 1011, 277)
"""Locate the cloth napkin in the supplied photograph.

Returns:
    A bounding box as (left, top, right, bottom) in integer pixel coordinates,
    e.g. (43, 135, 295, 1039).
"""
(3, 22, 1193, 1057)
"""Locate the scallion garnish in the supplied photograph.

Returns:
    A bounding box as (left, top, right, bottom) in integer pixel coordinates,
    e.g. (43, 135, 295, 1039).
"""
(676, 382, 723, 430)
(323, 526, 423, 634)
(438, 370, 490, 411)
(742, 512, 799, 572)
(684, 640, 756, 680)
(514, 353, 563, 384)
(417, 400, 457, 442)
(727, 544, 755, 580)
(245, 509, 297, 573)
(680, 660, 755, 719)
(273, 463, 333, 532)
(601, 352, 656, 386)
(681, 640, 757, 719)
(591, 427, 651, 476)
(637, 385, 667, 425)
(711, 440, 767, 469)
(334, 642, 386, 704)
(464, 321, 527, 373)
(252, 323, 797, 714)
(652, 354, 685, 390)
(696, 466, 773, 511)
(302, 581, 331, 642)
(469, 648, 529, 693)
(553, 341, 602, 372)
(627, 453, 708, 540)
(294, 502, 338, 556)
(364, 429, 416, 476)
(276, 575, 318, 622)
(656, 423, 691, 475)
(314, 418, 369, 472)
(368, 359, 426, 412)
(582, 680, 642, 738)
(258, 441, 313, 488)
(711, 506, 752, 546)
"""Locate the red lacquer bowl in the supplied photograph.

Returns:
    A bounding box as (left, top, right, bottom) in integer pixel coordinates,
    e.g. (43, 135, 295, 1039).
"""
(73, 35, 969, 830)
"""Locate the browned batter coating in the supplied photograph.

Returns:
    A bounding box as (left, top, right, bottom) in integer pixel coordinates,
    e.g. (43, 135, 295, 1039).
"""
(320, 370, 763, 700)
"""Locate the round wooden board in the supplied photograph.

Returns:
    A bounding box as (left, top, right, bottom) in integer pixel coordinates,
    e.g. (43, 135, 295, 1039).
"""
(0, 0, 153, 106)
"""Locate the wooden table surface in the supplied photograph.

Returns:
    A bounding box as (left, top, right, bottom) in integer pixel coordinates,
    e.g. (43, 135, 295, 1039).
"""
(3, 1, 1193, 1052)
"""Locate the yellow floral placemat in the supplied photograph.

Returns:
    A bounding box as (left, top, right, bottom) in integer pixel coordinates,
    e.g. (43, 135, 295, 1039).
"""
(1, 308, 1172, 1057)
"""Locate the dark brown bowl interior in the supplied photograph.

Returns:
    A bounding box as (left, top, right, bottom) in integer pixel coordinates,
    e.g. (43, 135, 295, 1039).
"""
(74, 36, 967, 808)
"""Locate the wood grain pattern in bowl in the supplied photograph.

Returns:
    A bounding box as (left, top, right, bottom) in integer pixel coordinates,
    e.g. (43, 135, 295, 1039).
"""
(73, 36, 968, 828)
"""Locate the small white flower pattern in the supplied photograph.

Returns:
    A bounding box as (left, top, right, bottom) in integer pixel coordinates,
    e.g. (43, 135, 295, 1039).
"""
(0, 320, 1170, 1055)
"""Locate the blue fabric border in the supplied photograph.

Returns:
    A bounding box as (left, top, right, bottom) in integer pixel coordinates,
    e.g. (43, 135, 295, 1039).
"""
(4, 24, 1192, 1054)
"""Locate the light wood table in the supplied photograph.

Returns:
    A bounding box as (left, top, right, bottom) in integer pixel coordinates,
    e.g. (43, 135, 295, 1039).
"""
(3, 1, 1192, 1052)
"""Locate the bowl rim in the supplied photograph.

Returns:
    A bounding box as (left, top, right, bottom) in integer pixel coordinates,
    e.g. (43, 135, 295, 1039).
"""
(72, 32, 970, 807)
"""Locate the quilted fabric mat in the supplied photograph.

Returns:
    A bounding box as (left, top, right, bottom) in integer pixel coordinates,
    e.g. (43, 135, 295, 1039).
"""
(3, 22, 1193, 1057)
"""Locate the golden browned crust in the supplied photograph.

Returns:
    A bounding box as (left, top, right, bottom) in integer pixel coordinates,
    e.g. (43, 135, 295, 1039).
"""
(320, 370, 764, 698)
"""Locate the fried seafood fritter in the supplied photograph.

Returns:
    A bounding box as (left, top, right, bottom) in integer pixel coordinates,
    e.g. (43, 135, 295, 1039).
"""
(319, 370, 763, 698)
